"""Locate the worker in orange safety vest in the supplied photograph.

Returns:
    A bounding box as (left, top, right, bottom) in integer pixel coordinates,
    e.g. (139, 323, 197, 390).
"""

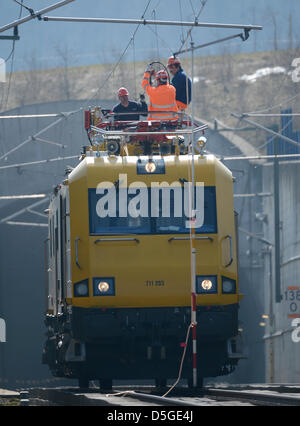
(142, 65, 178, 121)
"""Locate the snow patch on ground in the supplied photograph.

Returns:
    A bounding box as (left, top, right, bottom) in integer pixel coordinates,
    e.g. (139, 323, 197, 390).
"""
(239, 66, 286, 83)
(193, 76, 206, 83)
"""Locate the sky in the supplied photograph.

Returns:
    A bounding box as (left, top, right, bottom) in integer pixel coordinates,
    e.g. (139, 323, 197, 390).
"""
(0, 0, 300, 71)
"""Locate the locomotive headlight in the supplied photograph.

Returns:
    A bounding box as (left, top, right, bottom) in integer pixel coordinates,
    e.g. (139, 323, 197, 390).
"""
(93, 277, 115, 296)
(201, 280, 213, 291)
(196, 276, 217, 294)
(194, 136, 207, 153)
(222, 277, 236, 294)
(74, 280, 89, 297)
(98, 281, 110, 293)
(106, 140, 119, 155)
(145, 161, 156, 173)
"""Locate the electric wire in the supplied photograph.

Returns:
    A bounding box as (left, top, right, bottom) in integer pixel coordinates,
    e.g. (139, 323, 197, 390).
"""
(245, 91, 300, 116)
(146, 25, 174, 55)
(152, 9, 160, 60)
(177, 0, 208, 54)
(82, 0, 153, 107)
(1, 1, 24, 112)
(132, 36, 137, 100)
(257, 115, 296, 150)
(162, 324, 193, 397)
(11, 0, 31, 14)
(188, 0, 196, 17)
(178, 0, 185, 45)
(1, 1, 153, 165)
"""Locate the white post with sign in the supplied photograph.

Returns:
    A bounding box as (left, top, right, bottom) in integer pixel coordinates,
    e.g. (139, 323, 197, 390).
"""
(0, 318, 6, 343)
(0, 57, 6, 83)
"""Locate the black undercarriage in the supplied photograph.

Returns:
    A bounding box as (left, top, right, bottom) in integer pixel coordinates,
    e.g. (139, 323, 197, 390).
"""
(43, 304, 240, 386)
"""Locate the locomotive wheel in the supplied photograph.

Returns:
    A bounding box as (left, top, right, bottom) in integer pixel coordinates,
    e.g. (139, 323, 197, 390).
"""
(99, 379, 113, 391)
(188, 377, 203, 389)
(78, 376, 89, 389)
(155, 378, 167, 388)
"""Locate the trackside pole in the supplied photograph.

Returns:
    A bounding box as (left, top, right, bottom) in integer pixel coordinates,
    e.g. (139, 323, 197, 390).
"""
(190, 40, 197, 388)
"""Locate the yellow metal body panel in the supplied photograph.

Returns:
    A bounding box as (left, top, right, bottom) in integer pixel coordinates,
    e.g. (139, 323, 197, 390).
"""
(68, 154, 240, 308)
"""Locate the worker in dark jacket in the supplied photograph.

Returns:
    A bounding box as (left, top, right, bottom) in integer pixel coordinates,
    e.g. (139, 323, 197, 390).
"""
(167, 56, 192, 111)
(112, 87, 148, 121)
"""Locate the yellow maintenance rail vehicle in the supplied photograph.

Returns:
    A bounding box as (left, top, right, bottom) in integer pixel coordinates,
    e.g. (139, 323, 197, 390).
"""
(42, 108, 244, 389)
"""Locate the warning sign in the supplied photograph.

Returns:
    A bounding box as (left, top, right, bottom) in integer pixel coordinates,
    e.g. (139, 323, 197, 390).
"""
(284, 286, 300, 318)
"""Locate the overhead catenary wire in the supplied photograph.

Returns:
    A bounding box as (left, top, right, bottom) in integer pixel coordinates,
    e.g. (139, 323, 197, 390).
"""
(0, 194, 46, 200)
(5, 221, 47, 227)
(232, 113, 300, 148)
(0, 197, 48, 224)
(176, 0, 209, 53)
(0, 0, 75, 34)
(1, 0, 23, 112)
(0, 155, 78, 170)
(0, 110, 77, 161)
(221, 154, 300, 161)
(243, 113, 300, 118)
(244, 91, 300, 116)
(174, 32, 249, 56)
(152, 8, 160, 60)
(0, 113, 69, 119)
(81, 0, 153, 106)
(178, 0, 185, 45)
(257, 115, 296, 150)
(12, 0, 32, 15)
(145, 25, 174, 56)
(0, 1, 154, 173)
(43, 16, 262, 31)
(3, 147, 298, 171)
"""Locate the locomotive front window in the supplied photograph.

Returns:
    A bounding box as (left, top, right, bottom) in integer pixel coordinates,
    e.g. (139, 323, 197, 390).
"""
(155, 186, 217, 234)
(89, 190, 151, 235)
(88, 186, 217, 235)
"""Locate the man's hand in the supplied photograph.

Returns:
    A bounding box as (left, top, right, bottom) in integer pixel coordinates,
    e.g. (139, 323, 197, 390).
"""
(146, 64, 154, 74)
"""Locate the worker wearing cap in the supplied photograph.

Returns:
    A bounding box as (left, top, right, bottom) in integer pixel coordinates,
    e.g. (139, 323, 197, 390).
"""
(167, 56, 192, 111)
(112, 87, 148, 121)
(142, 66, 178, 121)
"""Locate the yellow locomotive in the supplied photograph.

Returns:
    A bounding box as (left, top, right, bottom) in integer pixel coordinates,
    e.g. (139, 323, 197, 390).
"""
(42, 109, 243, 389)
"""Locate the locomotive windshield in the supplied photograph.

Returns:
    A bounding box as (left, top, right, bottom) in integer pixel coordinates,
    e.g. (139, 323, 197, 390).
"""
(88, 186, 217, 235)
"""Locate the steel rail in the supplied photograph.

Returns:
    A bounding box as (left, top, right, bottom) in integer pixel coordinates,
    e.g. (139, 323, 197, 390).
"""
(207, 388, 300, 406)
(123, 391, 200, 406)
(27, 388, 199, 406)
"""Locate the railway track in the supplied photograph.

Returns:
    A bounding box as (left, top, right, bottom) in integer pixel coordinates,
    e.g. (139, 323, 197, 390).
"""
(23, 384, 300, 406)
(206, 385, 300, 406)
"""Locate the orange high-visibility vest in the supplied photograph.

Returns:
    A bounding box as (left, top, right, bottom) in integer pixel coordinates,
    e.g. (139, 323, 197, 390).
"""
(142, 72, 179, 121)
(176, 100, 188, 111)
